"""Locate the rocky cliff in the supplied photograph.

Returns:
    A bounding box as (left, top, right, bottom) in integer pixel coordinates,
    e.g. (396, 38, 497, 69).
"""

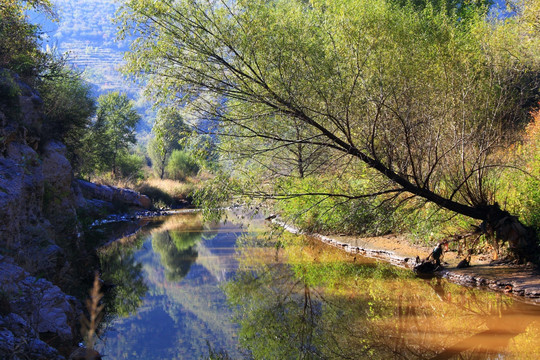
(0, 70, 84, 358)
(0, 70, 80, 279)
(0, 68, 153, 358)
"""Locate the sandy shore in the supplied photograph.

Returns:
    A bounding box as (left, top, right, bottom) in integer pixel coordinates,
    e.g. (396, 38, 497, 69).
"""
(275, 220, 540, 303)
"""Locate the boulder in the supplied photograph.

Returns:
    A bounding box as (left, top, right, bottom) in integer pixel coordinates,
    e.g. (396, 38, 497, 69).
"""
(0, 257, 80, 343)
(0, 313, 64, 360)
(77, 179, 152, 209)
(0, 142, 48, 248)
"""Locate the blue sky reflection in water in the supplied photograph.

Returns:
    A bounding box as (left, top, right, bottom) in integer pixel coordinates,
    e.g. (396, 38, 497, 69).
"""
(95, 213, 243, 359)
(95, 212, 540, 359)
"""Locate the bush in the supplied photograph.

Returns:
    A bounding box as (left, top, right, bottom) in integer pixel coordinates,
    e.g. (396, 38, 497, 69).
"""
(166, 150, 199, 180)
(273, 175, 398, 236)
(136, 178, 196, 208)
(500, 108, 540, 232)
(38, 67, 96, 141)
(39, 65, 96, 161)
(117, 152, 145, 180)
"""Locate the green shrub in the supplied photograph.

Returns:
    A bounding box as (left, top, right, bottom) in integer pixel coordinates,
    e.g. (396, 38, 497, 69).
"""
(0, 69, 21, 121)
(39, 66, 96, 158)
(166, 150, 200, 180)
(499, 111, 540, 232)
(273, 175, 398, 236)
(117, 152, 145, 180)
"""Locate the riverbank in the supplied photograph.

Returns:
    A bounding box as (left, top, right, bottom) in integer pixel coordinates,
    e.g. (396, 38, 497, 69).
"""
(274, 219, 540, 304)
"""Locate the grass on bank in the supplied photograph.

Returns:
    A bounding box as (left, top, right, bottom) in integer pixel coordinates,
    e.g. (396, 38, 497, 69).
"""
(90, 172, 212, 209)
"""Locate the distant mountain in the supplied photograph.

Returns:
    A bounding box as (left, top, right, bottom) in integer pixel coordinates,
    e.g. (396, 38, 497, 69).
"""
(29, 0, 154, 135)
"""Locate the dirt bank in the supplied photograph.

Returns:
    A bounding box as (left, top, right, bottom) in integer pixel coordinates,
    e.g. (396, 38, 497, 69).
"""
(275, 220, 540, 304)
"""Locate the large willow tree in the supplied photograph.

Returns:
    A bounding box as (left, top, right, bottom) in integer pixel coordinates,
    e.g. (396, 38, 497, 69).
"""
(118, 0, 539, 259)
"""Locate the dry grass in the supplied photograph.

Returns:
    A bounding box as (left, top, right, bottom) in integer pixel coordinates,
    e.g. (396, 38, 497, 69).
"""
(138, 178, 195, 199)
(85, 171, 213, 209)
(80, 272, 104, 354)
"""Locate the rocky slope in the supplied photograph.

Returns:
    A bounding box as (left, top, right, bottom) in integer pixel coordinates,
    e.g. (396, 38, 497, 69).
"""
(0, 70, 149, 359)
(0, 69, 86, 358)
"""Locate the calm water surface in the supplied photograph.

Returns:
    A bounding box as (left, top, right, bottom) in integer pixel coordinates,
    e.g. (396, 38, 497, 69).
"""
(95, 212, 540, 359)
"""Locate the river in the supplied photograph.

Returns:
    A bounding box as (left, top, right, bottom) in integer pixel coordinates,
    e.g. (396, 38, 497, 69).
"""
(93, 211, 540, 359)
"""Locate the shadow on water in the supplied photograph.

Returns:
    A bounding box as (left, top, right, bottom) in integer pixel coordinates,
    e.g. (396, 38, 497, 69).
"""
(94, 212, 540, 359)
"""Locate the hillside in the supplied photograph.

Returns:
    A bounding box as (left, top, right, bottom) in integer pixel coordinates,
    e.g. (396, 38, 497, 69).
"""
(29, 0, 153, 134)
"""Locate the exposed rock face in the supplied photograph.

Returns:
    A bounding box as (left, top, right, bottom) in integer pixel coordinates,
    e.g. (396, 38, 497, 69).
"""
(0, 255, 80, 360)
(42, 141, 79, 241)
(0, 69, 154, 359)
(77, 179, 152, 209)
(1, 70, 82, 358)
(0, 71, 76, 279)
(0, 313, 64, 360)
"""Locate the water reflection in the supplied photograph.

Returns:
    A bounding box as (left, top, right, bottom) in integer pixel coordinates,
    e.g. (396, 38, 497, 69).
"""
(96, 212, 242, 359)
(152, 231, 199, 281)
(227, 231, 540, 360)
(95, 213, 540, 359)
(98, 232, 148, 317)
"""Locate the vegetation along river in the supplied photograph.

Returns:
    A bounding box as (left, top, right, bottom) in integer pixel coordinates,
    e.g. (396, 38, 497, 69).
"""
(94, 211, 540, 359)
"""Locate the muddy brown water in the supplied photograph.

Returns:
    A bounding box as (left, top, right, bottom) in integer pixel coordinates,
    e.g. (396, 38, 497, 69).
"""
(94, 212, 540, 359)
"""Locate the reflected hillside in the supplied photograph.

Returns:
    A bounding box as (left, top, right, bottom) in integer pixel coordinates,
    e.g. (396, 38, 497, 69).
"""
(96, 212, 243, 359)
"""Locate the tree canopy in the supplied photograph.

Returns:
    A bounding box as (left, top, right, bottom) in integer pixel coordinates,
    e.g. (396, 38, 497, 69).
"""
(0, 0, 56, 78)
(119, 0, 540, 256)
(148, 107, 188, 179)
(84, 92, 141, 176)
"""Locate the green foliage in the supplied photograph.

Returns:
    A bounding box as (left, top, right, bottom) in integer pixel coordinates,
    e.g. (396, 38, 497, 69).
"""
(78, 91, 141, 177)
(116, 151, 145, 180)
(498, 114, 540, 232)
(180, 134, 218, 169)
(39, 65, 96, 160)
(121, 0, 540, 252)
(148, 107, 188, 178)
(274, 175, 398, 236)
(0, 0, 55, 79)
(392, 0, 492, 17)
(400, 201, 476, 244)
(165, 149, 200, 181)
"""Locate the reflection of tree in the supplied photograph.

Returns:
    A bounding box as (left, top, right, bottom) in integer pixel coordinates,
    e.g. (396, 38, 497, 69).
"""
(226, 264, 373, 359)
(152, 230, 201, 281)
(99, 235, 148, 317)
(225, 233, 540, 360)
